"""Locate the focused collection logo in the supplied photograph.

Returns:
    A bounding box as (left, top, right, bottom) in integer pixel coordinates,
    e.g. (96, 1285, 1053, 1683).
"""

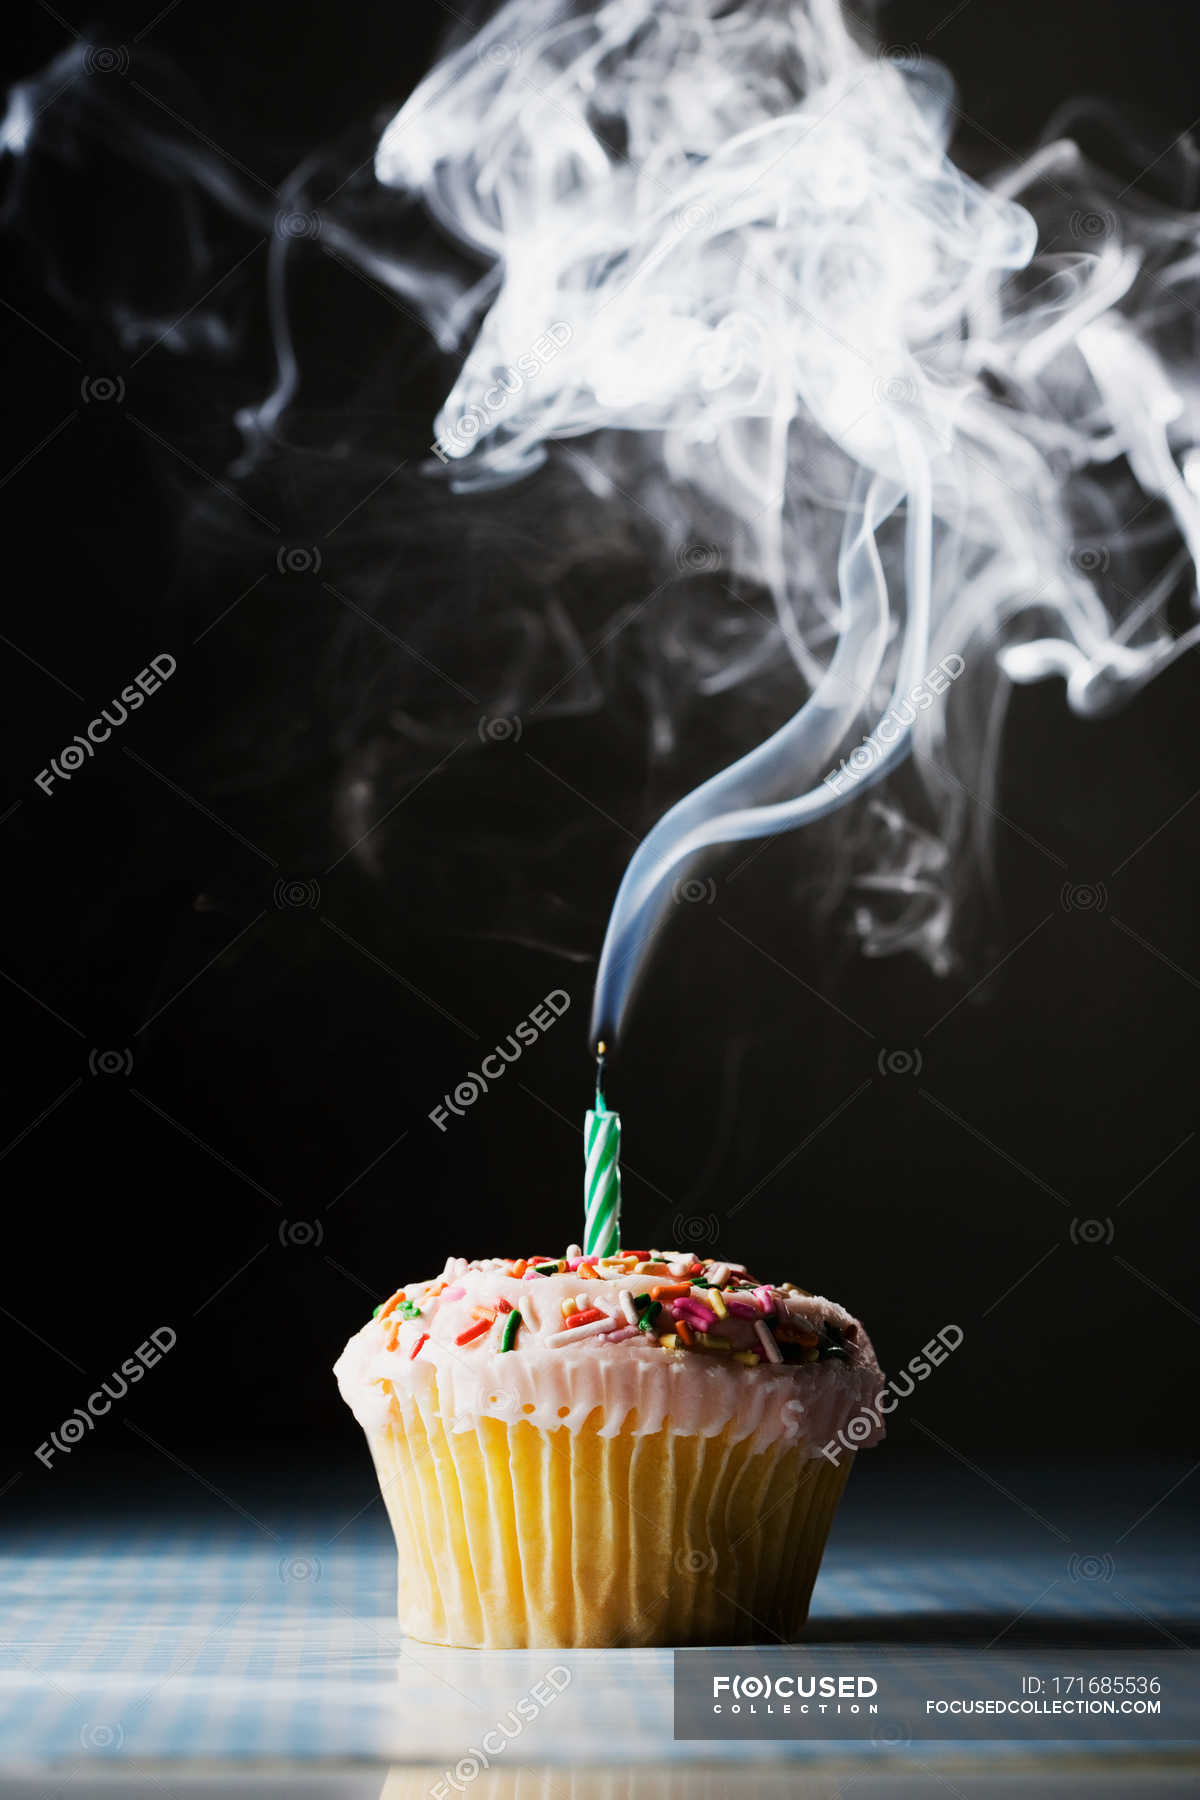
(35, 654, 177, 796)
(430, 989, 571, 1130)
(35, 1328, 176, 1468)
(820, 1324, 964, 1464)
(713, 1672, 879, 1713)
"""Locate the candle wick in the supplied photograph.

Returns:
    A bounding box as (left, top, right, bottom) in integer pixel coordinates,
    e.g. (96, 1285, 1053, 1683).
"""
(595, 1040, 607, 1110)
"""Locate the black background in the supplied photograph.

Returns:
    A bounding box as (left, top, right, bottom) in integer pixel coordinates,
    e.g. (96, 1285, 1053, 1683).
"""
(1, 0, 1198, 1504)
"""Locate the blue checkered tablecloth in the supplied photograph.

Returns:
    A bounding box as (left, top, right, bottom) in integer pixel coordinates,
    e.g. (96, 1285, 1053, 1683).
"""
(0, 1460, 1195, 1769)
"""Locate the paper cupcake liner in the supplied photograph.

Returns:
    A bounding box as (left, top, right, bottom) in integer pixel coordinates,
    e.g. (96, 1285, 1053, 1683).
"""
(367, 1374, 851, 1648)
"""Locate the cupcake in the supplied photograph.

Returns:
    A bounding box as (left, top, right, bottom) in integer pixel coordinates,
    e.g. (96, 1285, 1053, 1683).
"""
(334, 1247, 883, 1647)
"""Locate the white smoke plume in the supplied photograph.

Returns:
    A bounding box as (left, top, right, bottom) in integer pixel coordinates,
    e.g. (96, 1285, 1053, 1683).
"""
(371, 0, 1200, 1040)
(6, 2, 1198, 1044)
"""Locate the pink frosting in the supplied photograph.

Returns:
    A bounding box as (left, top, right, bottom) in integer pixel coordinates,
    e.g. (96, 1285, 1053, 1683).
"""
(333, 1256, 886, 1458)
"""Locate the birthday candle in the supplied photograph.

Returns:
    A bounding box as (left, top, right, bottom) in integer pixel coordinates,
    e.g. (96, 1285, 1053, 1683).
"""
(584, 1041, 621, 1258)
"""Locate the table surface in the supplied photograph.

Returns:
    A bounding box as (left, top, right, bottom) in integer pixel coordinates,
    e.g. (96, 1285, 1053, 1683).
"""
(1, 1454, 1195, 1785)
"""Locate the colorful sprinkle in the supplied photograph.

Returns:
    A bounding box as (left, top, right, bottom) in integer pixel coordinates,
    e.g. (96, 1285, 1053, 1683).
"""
(366, 1251, 848, 1379)
(499, 1310, 521, 1353)
(455, 1318, 491, 1346)
(674, 1299, 717, 1330)
(565, 1306, 608, 1330)
(543, 1314, 621, 1347)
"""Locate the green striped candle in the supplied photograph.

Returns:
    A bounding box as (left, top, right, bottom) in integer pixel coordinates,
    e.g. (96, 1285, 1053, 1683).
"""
(584, 1041, 621, 1257)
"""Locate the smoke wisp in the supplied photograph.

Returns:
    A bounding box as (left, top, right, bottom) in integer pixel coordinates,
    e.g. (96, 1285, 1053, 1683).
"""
(6, 1, 1200, 1047)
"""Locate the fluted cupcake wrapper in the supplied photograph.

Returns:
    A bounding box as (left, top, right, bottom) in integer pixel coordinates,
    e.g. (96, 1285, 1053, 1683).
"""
(366, 1373, 851, 1648)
